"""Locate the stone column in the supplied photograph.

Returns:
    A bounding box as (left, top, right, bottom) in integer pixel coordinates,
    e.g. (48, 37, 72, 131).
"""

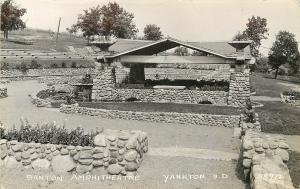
(91, 66, 116, 101)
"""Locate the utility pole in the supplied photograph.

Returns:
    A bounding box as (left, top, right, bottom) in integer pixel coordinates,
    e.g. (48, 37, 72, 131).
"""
(56, 17, 61, 43)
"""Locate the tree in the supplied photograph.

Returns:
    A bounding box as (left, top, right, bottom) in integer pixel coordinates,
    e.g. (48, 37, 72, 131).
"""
(100, 2, 138, 39)
(268, 31, 300, 78)
(143, 24, 163, 40)
(66, 25, 78, 37)
(73, 6, 102, 43)
(232, 31, 248, 41)
(1, 0, 27, 40)
(73, 2, 138, 42)
(234, 16, 268, 57)
(174, 46, 189, 56)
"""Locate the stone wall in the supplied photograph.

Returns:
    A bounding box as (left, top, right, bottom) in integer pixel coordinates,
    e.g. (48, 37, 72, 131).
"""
(281, 94, 300, 107)
(0, 129, 148, 175)
(38, 75, 84, 85)
(0, 86, 7, 98)
(0, 68, 95, 79)
(92, 67, 228, 105)
(241, 130, 294, 189)
(114, 88, 228, 105)
(228, 72, 250, 107)
(144, 68, 230, 81)
(156, 63, 231, 70)
(60, 103, 241, 128)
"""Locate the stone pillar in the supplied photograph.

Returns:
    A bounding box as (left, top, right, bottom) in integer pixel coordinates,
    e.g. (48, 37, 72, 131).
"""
(91, 66, 116, 101)
(228, 71, 250, 107)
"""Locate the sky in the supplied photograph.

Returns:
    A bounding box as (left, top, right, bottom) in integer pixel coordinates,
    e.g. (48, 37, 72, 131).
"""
(10, 0, 300, 55)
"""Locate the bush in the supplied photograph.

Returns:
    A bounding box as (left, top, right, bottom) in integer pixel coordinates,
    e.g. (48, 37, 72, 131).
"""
(16, 61, 28, 73)
(0, 119, 95, 146)
(50, 63, 58, 68)
(0, 62, 9, 70)
(29, 60, 41, 69)
(61, 62, 66, 68)
(71, 62, 77, 68)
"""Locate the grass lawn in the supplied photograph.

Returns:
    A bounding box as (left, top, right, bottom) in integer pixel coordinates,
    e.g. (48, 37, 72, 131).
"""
(287, 150, 300, 188)
(78, 102, 242, 115)
(256, 101, 300, 135)
(1, 29, 88, 52)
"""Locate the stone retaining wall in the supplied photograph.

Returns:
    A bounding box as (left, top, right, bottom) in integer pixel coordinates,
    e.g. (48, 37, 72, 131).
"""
(144, 68, 230, 81)
(0, 129, 148, 175)
(241, 130, 294, 189)
(0, 86, 7, 98)
(0, 68, 95, 79)
(92, 67, 228, 105)
(60, 103, 241, 128)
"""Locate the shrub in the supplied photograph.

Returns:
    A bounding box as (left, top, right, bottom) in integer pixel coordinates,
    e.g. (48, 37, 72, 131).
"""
(71, 62, 77, 68)
(125, 97, 140, 102)
(29, 60, 41, 69)
(50, 63, 58, 68)
(0, 119, 95, 146)
(61, 62, 66, 68)
(198, 100, 212, 104)
(243, 100, 256, 123)
(0, 62, 9, 70)
(16, 61, 28, 73)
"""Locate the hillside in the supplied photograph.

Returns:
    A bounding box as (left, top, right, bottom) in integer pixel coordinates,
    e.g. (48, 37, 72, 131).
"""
(0, 28, 88, 52)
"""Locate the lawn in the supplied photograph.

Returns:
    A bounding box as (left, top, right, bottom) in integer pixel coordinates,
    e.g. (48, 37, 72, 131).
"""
(78, 102, 243, 115)
(0, 28, 88, 52)
(287, 150, 300, 188)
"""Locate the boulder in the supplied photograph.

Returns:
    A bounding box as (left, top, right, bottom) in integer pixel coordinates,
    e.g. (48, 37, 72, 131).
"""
(125, 162, 138, 171)
(60, 148, 69, 155)
(93, 160, 104, 167)
(124, 150, 138, 162)
(107, 164, 123, 175)
(78, 158, 93, 165)
(275, 148, 289, 162)
(93, 153, 104, 160)
(2, 156, 21, 168)
(11, 144, 23, 152)
(52, 155, 76, 173)
(31, 159, 50, 170)
(76, 164, 93, 174)
(21, 151, 31, 159)
(94, 134, 107, 147)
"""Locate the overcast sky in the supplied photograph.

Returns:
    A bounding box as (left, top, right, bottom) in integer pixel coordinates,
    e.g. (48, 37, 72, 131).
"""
(12, 0, 300, 55)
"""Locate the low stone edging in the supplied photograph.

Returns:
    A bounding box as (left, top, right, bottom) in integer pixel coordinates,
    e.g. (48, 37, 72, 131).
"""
(0, 129, 148, 175)
(60, 103, 241, 128)
(281, 93, 300, 107)
(29, 91, 51, 107)
(241, 130, 294, 189)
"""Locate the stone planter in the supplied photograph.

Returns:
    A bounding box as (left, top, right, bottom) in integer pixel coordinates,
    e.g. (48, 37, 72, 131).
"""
(0, 129, 148, 175)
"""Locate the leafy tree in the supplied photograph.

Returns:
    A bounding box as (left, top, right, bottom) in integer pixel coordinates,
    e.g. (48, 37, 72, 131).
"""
(100, 2, 138, 38)
(233, 16, 269, 57)
(232, 31, 248, 41)
(143, 24, 163, 40)
(268, 31, 300, 78)
(1, 0, 27, 40)
(174, 46, 189, 56)
(0, 61, 9, 70)
(72, 2, 138, 42)
(66, 25, 78, 37)
(72, 6, 102, 43)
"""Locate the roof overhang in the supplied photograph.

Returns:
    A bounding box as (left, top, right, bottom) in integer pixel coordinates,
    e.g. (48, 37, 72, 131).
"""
(97, 37, 253, 62)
